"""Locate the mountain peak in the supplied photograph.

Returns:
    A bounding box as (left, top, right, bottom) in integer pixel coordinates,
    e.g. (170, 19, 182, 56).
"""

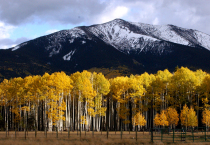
(109, 18, 125, 23)
(1, 19, 210, 81)
(10, 19, 210, 54)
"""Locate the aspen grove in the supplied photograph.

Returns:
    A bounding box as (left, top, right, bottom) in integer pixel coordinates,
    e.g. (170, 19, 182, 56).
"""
(0, 67, 210, 132)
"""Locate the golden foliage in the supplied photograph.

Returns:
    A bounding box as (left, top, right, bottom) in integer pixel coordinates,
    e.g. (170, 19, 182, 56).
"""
(180, 104, 197, 127)
(1, 67, 210, 129)
(154, 113, 161, 127)
(202, 108, 210, 127)
(132, 112, 146, 126)
(160, 110, 169, 126)
(166, 107, 179, 127)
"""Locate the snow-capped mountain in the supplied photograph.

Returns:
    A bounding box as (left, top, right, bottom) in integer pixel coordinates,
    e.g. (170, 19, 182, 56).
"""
(12, 19, 210, 56)
(87, 19, 210, 53)
(1, 18, 210, 80)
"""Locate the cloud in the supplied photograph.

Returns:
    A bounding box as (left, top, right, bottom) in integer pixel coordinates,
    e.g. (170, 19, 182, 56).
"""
(0, 0, 108, 25)
(0, 37, 29, 49)
(98, 6, 129, 24)
(152, 17, 159, 25)
(1, 0, 210, 49)
(113, 6, 129, 19)
(112, 0, 159, 21)
(114, 0, 210, 34)
(0, 21, 29, 49)
(0, 0, 209, 33)
(0, 21, 15, 39)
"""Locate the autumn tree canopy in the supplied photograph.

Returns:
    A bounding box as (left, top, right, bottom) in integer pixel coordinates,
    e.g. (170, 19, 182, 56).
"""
(0, 67, 210, 132)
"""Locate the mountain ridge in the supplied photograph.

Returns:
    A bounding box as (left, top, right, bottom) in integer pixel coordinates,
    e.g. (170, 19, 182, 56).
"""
(1, 18, 210, 81)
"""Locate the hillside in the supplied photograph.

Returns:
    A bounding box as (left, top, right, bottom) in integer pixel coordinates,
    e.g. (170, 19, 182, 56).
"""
(1, 18, 210, 81)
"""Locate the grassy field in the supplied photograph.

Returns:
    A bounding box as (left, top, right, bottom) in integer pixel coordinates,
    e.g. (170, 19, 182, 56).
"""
(0, 131, 210, 145)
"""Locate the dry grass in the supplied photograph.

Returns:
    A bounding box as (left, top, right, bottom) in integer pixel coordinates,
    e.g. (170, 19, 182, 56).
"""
(0, 131, 209, 145)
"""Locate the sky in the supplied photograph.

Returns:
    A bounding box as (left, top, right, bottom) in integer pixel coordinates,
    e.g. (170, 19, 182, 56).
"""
(0, 0, 210, 49)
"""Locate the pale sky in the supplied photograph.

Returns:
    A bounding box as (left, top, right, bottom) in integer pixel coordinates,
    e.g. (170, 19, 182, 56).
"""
(0, 0, 210, 49)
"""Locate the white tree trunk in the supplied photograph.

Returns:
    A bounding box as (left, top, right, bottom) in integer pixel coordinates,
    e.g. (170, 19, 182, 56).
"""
(48, 118, 53, 132)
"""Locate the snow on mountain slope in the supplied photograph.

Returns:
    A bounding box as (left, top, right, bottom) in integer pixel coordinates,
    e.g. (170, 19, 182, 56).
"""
(10, 19, 210, 58)
(12, 42, 28, 51)
(88, 19, 160, 53)
(194, 30, 210, 50)
(63, 50, 76, 61)
(45, 28, 88, 57)
(131, 22, 190, 46)
(129, 21, 210, 51)
(87, 19, 210, 53)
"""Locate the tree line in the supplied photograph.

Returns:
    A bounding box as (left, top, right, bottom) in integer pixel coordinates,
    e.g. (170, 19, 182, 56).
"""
(0, 67, 210, 132)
